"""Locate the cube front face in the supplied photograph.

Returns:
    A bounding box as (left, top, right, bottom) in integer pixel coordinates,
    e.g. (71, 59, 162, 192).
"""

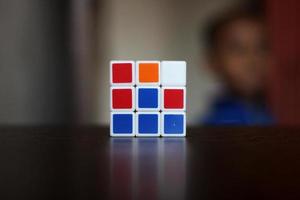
(110, 60, 186, 137)
(136, 61, 160, 85)
(161, 61, 186, 86)
(110, 61, 135, 85)
(136, 86, 160, 111)
(111, 87, 135, 111)
(136, 112, 160, 137)
(111, 112, 135, 137)
(162, 112, 186, 137)
(162, 87, 186, 111)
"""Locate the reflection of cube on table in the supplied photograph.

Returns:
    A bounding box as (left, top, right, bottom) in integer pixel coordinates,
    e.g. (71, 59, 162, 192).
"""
(110, 60, 186, 137)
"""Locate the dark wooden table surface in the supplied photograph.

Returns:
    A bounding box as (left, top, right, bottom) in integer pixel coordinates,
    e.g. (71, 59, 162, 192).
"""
(0, 127, 300, 200)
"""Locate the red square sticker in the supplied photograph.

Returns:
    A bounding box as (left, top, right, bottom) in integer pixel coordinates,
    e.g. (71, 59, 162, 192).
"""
(164, 89, 184, 109)
(112, 89, 133, 109)
(112, 63, 132, 83)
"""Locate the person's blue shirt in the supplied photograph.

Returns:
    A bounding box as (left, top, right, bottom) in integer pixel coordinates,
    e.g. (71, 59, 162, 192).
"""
(202, 94, 275, 125)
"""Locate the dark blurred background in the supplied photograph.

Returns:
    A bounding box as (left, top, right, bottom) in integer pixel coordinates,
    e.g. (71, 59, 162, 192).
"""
(0, 0, 299, 126)
(0, 0, 73, 124)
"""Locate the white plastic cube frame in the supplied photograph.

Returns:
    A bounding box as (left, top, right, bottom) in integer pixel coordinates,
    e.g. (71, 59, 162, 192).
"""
(110, 86, 135, 111)
(136, 112, 161, 137)
(110, 60, 135, 86)
(136, 86, 161, 111)
(110, 112, 135, 137)
(161, 112, 186, 137)
(161, 61, 186, 86)
(136, 60, 160, 85)
(161, 86, 186, 111)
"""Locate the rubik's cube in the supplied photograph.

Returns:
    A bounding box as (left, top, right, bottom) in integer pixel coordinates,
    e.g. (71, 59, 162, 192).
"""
(110, 60, 186, 137)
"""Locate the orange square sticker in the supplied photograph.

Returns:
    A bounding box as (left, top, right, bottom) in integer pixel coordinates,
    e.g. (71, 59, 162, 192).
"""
(138, 62, 159, 83)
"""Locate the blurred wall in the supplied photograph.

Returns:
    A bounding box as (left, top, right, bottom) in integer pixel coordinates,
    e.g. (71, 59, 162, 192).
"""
(0, 0, 248, 125)
(96, 0, 245, 125)
(0, 0, 73, 124)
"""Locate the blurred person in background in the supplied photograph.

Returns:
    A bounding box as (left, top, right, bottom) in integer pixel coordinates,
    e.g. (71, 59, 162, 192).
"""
(202, 5, 275, 125)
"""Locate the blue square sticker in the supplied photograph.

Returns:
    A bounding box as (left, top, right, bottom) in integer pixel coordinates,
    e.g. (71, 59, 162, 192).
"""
(164, 114, 184, 134)
(138, 114, 158, 134)
(138, 88, 158, 109)
(113, 114, 133, 134)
